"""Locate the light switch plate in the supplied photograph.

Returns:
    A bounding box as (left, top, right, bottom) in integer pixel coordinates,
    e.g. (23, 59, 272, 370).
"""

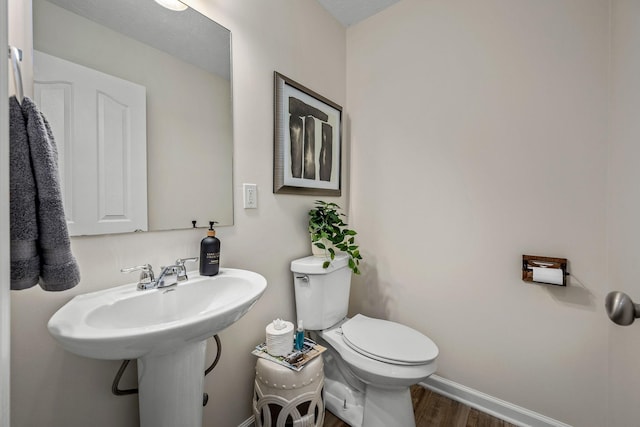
(243, 183, 257, 209)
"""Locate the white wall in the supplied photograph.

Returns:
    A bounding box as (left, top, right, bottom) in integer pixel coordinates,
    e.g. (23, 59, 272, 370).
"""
(607, 1, 640, 425)
(5, 1, 33, 424)
(2, 1, 11, 424)
(10, 1, 346, 426)
(346, 1, 609, 426)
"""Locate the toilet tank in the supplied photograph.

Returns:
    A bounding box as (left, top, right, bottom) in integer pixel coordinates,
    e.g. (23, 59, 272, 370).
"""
(290, 254, 352, 330)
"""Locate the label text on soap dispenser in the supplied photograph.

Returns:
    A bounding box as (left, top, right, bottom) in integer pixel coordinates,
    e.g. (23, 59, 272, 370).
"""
(206, 253, 220, 265)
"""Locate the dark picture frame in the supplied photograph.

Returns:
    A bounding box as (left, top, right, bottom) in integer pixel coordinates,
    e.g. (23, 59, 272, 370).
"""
(273, 72, 342, 196)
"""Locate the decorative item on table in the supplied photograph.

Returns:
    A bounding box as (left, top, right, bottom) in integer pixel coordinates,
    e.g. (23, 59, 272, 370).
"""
(294, 320, 305, 351)
(252, 337, 326, 372)
(265, 319, 294, 357)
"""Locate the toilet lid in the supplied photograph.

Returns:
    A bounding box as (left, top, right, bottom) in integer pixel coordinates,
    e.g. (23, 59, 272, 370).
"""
(341, 314, 438, 365)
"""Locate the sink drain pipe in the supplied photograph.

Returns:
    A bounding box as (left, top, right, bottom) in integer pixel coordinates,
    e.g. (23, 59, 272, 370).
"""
(112, 334, 222, 403)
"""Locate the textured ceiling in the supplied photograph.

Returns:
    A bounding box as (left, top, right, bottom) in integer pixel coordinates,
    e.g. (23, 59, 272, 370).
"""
(46, 0, 231, 80)
(316, 0, 402, 27)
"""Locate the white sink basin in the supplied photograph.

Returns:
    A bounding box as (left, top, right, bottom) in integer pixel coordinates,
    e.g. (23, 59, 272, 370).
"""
(48, 268, 267, 360)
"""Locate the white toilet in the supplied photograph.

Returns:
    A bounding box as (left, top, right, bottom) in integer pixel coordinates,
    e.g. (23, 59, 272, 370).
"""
(291, 254, 439, 427)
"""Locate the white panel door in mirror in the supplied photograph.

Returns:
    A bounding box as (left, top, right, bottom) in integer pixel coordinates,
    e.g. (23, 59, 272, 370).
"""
(34, 50, 147, 236)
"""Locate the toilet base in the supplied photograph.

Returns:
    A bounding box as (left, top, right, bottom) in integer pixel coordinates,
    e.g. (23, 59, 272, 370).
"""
(320, 343, 417, 427)
(324, 376, 364, 427)
(363, 385, 415, 427)
(324, 377, 416, 427)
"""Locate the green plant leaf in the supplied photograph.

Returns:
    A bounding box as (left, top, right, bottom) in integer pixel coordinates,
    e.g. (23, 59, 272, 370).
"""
(309, 200, 364, 275)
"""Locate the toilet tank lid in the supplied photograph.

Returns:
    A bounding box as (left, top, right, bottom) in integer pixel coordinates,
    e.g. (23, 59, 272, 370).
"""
(290, 254, 349, 274)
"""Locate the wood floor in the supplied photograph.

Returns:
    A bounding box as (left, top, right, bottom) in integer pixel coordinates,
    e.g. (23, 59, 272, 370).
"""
(323, 385, 518, 427)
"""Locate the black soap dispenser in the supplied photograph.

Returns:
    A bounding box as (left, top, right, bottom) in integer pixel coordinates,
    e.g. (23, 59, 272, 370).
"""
(199, 221, 220, 276)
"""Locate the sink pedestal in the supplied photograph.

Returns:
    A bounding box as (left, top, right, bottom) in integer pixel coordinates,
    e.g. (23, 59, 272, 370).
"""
(137, 341, 207, 427)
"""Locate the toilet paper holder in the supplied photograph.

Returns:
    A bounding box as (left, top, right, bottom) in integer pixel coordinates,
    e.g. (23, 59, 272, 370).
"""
(522, 255, 569, 286)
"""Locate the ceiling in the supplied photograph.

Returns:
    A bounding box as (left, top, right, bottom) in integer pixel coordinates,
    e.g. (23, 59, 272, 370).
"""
(316, 0, 402, 27)
(44, 0, 400, 80)
(46, 0, 231, 79)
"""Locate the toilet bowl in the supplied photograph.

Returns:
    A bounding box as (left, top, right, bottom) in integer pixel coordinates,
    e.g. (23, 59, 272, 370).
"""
(291, 255, 439, 427)
(320, 315, 437, 387)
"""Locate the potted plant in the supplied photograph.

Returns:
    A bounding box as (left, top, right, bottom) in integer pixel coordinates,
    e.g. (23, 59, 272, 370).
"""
(308, 200, 362, 274)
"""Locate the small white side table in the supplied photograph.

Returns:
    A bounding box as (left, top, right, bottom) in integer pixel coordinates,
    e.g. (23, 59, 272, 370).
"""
(253, 356, 325, 427)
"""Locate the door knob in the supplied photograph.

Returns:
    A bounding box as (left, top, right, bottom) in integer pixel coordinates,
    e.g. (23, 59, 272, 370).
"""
(605, 291, 640, 326)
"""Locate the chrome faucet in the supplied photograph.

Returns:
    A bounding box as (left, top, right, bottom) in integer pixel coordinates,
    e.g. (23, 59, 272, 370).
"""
(155, 264, 182, 288)
(121, 257, 198, 290)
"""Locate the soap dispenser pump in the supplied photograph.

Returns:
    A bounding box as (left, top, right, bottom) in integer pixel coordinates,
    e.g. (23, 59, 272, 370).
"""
(199, 221, 220, 276)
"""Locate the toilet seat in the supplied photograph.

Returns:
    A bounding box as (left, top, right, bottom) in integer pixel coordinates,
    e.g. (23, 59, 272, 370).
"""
(340, 314, 438, 366)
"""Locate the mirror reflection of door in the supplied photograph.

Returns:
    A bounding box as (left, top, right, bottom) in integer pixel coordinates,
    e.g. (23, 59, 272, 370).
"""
(34, 50, 148, 236)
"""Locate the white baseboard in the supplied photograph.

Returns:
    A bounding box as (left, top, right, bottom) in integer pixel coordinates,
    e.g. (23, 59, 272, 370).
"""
(238, 415, 255, 427)
(421, 375, 572, 427)
(243, 375, 571, 427)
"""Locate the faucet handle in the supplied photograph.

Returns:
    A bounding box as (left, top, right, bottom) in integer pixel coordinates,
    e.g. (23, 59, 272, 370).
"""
(175, 257, 198, 281)
(121, 264, 156, 290)
(176, 257, 198, 266)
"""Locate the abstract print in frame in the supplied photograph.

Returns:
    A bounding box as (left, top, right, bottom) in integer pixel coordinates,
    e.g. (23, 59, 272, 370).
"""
(273, 72, 342, 196)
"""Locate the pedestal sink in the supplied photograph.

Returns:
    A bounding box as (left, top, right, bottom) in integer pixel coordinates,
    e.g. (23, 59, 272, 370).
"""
(48, 268, 267, 427)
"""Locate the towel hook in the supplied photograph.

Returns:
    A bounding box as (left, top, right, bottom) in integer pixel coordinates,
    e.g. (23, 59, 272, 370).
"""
(8, 46, 24, 105)
(7, 46, 22, 61)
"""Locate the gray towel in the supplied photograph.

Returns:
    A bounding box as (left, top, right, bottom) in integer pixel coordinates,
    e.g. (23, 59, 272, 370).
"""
(9, 96, 40, 290)
(15, 97, 81, 291)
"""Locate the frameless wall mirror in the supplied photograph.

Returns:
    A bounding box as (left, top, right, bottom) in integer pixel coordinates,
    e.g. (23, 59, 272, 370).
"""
(32, 0, 233, 236)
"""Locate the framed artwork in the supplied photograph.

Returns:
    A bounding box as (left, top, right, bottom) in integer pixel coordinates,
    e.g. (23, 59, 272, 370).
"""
(273, 72, 342, 196)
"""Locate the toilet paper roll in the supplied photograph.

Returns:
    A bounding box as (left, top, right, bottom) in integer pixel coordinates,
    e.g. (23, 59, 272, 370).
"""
(266, 319, 294, 356)
(532, 267, 564, 285)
